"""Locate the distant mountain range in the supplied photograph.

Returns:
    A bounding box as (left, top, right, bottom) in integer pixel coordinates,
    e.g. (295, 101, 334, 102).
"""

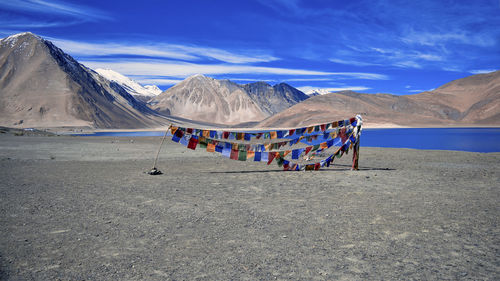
(149, 75, 309, 125)
(258, 70, 500, 128)
(0, 32, 498, 129)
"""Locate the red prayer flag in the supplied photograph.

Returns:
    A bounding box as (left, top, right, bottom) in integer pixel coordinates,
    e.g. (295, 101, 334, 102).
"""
(305, 146, 312, 155)
(230, 149, 239, 160)
(314, 163, 321, 170)
(187, 137, 198, 150)
(320, 124, 326, 131)
(267, 152, 277, 165)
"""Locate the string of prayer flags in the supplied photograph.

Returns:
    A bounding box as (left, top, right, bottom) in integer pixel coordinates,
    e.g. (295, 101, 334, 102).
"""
(160, 115, 363, 171)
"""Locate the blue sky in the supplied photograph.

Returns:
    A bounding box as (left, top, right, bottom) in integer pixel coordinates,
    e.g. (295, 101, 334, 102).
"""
(1, 0, 499, 94)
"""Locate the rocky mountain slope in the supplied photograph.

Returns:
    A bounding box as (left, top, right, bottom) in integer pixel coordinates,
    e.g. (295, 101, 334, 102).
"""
(149, 75, 267, 125)
(258, 71, 500, 128)
(242, 82, 309, 115)
(149, 75, 309, 125)
(0, 32, 167, 129)
(95, 68, 162, 103)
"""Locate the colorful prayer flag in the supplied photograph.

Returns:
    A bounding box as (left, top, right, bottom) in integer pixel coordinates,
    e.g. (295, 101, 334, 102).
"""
(187, 136, 198, 150)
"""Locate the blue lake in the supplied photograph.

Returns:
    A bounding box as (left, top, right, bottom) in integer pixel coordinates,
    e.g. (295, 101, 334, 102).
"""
(77, 128, 500, 153)
(361, 128, 500, 153)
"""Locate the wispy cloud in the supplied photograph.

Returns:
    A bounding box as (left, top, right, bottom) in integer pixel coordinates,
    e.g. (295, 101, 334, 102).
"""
(81, 59, 389, 80)
(329, 58, 379, 67)
(0, 0, 111, 21)
(297, 86, 370, 93)
(50, 38, 278, 64)
(468, 69, 497, 74)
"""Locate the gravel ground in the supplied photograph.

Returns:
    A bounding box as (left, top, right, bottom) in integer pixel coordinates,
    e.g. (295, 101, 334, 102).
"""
(0, 135, 499, 280)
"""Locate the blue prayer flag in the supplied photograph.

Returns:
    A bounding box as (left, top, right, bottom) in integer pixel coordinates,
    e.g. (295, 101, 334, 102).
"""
(215, 145, 223, 153)
(222, 147, 231, 158)
(254, 151, 261, 161)
(244, 133, 251, 141)
(260, 152, 268, 162)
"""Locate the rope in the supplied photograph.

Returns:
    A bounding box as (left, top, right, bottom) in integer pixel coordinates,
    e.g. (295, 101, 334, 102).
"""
(151, 124, 171, 170)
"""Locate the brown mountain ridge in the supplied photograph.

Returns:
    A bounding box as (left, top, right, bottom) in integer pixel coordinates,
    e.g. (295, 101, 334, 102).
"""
(258, 70, 500, 128)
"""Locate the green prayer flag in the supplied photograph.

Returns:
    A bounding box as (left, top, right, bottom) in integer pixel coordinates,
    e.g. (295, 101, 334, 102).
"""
(238, 150, 247, 161)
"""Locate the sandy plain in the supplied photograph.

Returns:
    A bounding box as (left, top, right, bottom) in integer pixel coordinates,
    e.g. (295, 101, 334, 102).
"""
(0, 134, 499, 280)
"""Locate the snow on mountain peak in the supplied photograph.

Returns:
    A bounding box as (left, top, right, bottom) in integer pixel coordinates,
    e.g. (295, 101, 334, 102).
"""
(95, 68, 161, 97)
(304, 88, 332, 96)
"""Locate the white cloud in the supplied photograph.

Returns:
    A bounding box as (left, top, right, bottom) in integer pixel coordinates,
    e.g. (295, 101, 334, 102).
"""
(401, 30, 496, 47)
(469, 69, 497, 74)
(50, 38, 279, 64)
(0, 0, 111, 21)
(297, 86, 370, 93)
(82, 59, 389, 80)
(329, 58, 379, 66)
(129, 77, 183, 86)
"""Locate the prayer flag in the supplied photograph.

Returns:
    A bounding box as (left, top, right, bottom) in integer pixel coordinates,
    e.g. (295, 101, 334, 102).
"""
(314, 125, 320, 132)
(222, 147, 231, 158)
(247, 151, 255, 159)
(230, 149, 239, 160)
(276, 131, 284, 138)
(254, 151, 261, 161)
(187, 136, 198, 150)
(210, 130, 216, 138)
(276, 156, 284, 167)
(331, 121, 338, 128)
(207, 143, 216, 152)
(320, 142, 328, 149)
(261, 151, 268, 161)
(267, 152, 276, 165)
(307, 126, 314, 134)
(338, 120, 344, 127)
(170, 126, 178, 134)
(180, 135, 189, 146)
(305, 146, 312, 155)
(320, 124, 326, 131)
(283, 160, 290, 170)
(244, 133, 251, 141)
(223, 131, 229, 139)
(237, 133, 244, 140)
(292, 148, 304, 159)
(238, 150, 247, 161)
(305, 164, 314, 171)
(171, 129, 184, 142)
(289, 129, 295, 136)
(314, 163, 321, 170)
(270, 131, 277, 139)
(215, 145, 223, 153)
(186, 128, 193, 134)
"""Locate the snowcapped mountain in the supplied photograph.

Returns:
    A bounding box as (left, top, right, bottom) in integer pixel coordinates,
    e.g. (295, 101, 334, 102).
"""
(95, 68, 162, 102)
(303, 88, 332, 96)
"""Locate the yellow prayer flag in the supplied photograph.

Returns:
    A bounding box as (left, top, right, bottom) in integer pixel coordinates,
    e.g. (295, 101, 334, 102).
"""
(247, 151, 255, 159)
(307, 126, 314, 133)
(270, 131, 277, 139)
(207, 143, 216, 152)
